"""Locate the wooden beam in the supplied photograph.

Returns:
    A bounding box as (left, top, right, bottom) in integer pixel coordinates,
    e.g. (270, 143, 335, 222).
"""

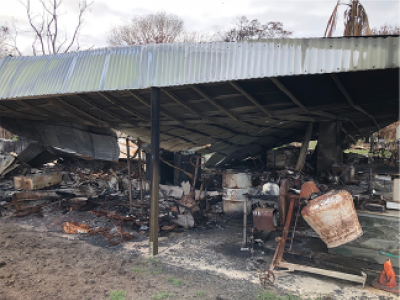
(75, 94, 138, 126)
(269, 77, 337, 119)
(229, 81, 273, 117)
(191, 85, 238, 121)
(0, 104, 45, 120)
(161, 88, 211, 121)
(127, 90, 183, 124)
(331, 74, 380, 131)
(50, 97, 108, 127)
(98, 92, 150, 122)
(295, 122, 313, 171)
(19, 101, 75, 122)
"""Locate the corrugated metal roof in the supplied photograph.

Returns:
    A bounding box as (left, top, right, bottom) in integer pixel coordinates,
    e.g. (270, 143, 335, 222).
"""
(0, 36, 398, 100)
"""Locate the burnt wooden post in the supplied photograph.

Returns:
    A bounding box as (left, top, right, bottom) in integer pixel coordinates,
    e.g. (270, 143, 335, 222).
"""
(149, 87, 160, 256)
(295, 122, 313, 171)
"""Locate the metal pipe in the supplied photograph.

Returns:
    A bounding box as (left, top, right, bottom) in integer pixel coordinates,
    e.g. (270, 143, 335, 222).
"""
(149, 87, 160, 256)
(126, 138, 133, 213)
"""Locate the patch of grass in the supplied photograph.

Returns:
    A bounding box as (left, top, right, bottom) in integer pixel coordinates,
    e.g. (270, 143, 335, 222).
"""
(166, 276, 183, 287)
(153, 291, 174, 299)
(195, 290, 206, 297)
(153, 266, 162, 275)
(256, 289, 301, 300)
(132, 266, 146, 273)
(149, 256, 159, 265)
(110, 290, 126, 300)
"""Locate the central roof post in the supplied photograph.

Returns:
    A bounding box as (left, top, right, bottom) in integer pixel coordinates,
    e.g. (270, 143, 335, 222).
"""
(149, 87, 160, 256)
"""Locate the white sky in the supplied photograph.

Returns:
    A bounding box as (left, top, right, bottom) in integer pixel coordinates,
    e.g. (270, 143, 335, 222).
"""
(1, 0, 399, 55)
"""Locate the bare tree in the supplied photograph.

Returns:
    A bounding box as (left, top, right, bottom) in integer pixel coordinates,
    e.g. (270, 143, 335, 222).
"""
(176, 30, 213, 43)
(108, 11, 186, 46)
(214, 16, 292, 42)
(0, 26, 13, 58)
(371, 24, 400, 35)
(325, 0, 372, 37)
(9, 0, 93, 56)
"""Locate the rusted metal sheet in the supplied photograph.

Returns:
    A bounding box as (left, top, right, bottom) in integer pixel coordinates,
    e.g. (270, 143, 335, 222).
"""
(301, 190, 363, 248)
(62, 222, 92, 234)
(222, 171, 252, 189)
(14, 172, 62, 190)
(299, 181, 320, 200)
(253, 207, 275, 231)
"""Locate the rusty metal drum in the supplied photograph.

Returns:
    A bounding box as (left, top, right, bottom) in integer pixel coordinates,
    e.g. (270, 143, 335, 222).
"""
(301, 190, 362, 248)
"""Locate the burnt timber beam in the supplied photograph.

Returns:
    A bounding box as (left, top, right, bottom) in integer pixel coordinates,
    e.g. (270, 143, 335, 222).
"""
(229, 81, 273, 117)
(269, 78, 337, 119)
(50, 98, 109, 127)
(75, 94, 138, 126)
(149, 87, 160, 256)
(330, 74, 380, 131)
(127, 91, 183, 124)
(0, 104, 45, 120)
(98, 92, 150, 122)
(191, 85, 239, 121)
(160, 88, 211, 122)
(19, 101, 76, 123)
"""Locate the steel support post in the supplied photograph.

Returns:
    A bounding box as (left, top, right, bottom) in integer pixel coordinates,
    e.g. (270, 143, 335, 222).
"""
(126, 138, 133, 213)
(149, 87, 160, 256)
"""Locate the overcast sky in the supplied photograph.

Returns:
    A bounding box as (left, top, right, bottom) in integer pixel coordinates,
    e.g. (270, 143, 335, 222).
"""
(1, 0, 399, 55)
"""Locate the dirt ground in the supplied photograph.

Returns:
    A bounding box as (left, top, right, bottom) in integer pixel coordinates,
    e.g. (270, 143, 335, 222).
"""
(0, 220, 269, 300)
(0, 211, 397, 300)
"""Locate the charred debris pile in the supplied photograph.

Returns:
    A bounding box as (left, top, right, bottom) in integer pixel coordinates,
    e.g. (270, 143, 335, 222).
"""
(0, 130, 399, 292)
(0, 134, 398, 235)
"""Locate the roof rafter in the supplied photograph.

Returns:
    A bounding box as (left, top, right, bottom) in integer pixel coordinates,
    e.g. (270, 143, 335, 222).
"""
(269, 77, 337, 119)
(331, 74, 380, 131)
(191, 85, 238, 121)
(98, 92, 150, 122)
(229, 81, 273, 117)
(161, 88, 211, 122)
(50, 97, 109, 127)
(127, 90, 183, 124)
(75, 94, 138, 126)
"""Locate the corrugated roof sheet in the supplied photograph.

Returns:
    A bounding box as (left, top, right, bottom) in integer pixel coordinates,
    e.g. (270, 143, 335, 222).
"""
(0, 36, 398, 100)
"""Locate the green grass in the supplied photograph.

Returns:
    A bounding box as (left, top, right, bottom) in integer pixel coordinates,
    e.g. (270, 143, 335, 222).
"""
(153, 266, 162, 275)
(166, 276, 183, 287)
(344, 149, 369, 154)
(110, 290, 126, 300)
(149, 256, 160, 265)
(132, 266, 146, 273)
(256, 289, 301, 300)
(195, 290, 206, 297)
(153, 291, 174, 299)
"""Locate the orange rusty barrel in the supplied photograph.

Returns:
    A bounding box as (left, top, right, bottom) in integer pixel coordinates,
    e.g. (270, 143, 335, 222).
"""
(301, 190, 362, 248)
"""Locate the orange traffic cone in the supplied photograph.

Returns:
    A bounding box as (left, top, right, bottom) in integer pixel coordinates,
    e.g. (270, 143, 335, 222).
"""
(372, 259, 399, 294)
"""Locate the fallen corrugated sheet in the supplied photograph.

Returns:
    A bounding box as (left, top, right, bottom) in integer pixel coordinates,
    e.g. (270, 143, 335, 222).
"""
(0, 36, 398, 100)
(0, 118, 119, 161)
